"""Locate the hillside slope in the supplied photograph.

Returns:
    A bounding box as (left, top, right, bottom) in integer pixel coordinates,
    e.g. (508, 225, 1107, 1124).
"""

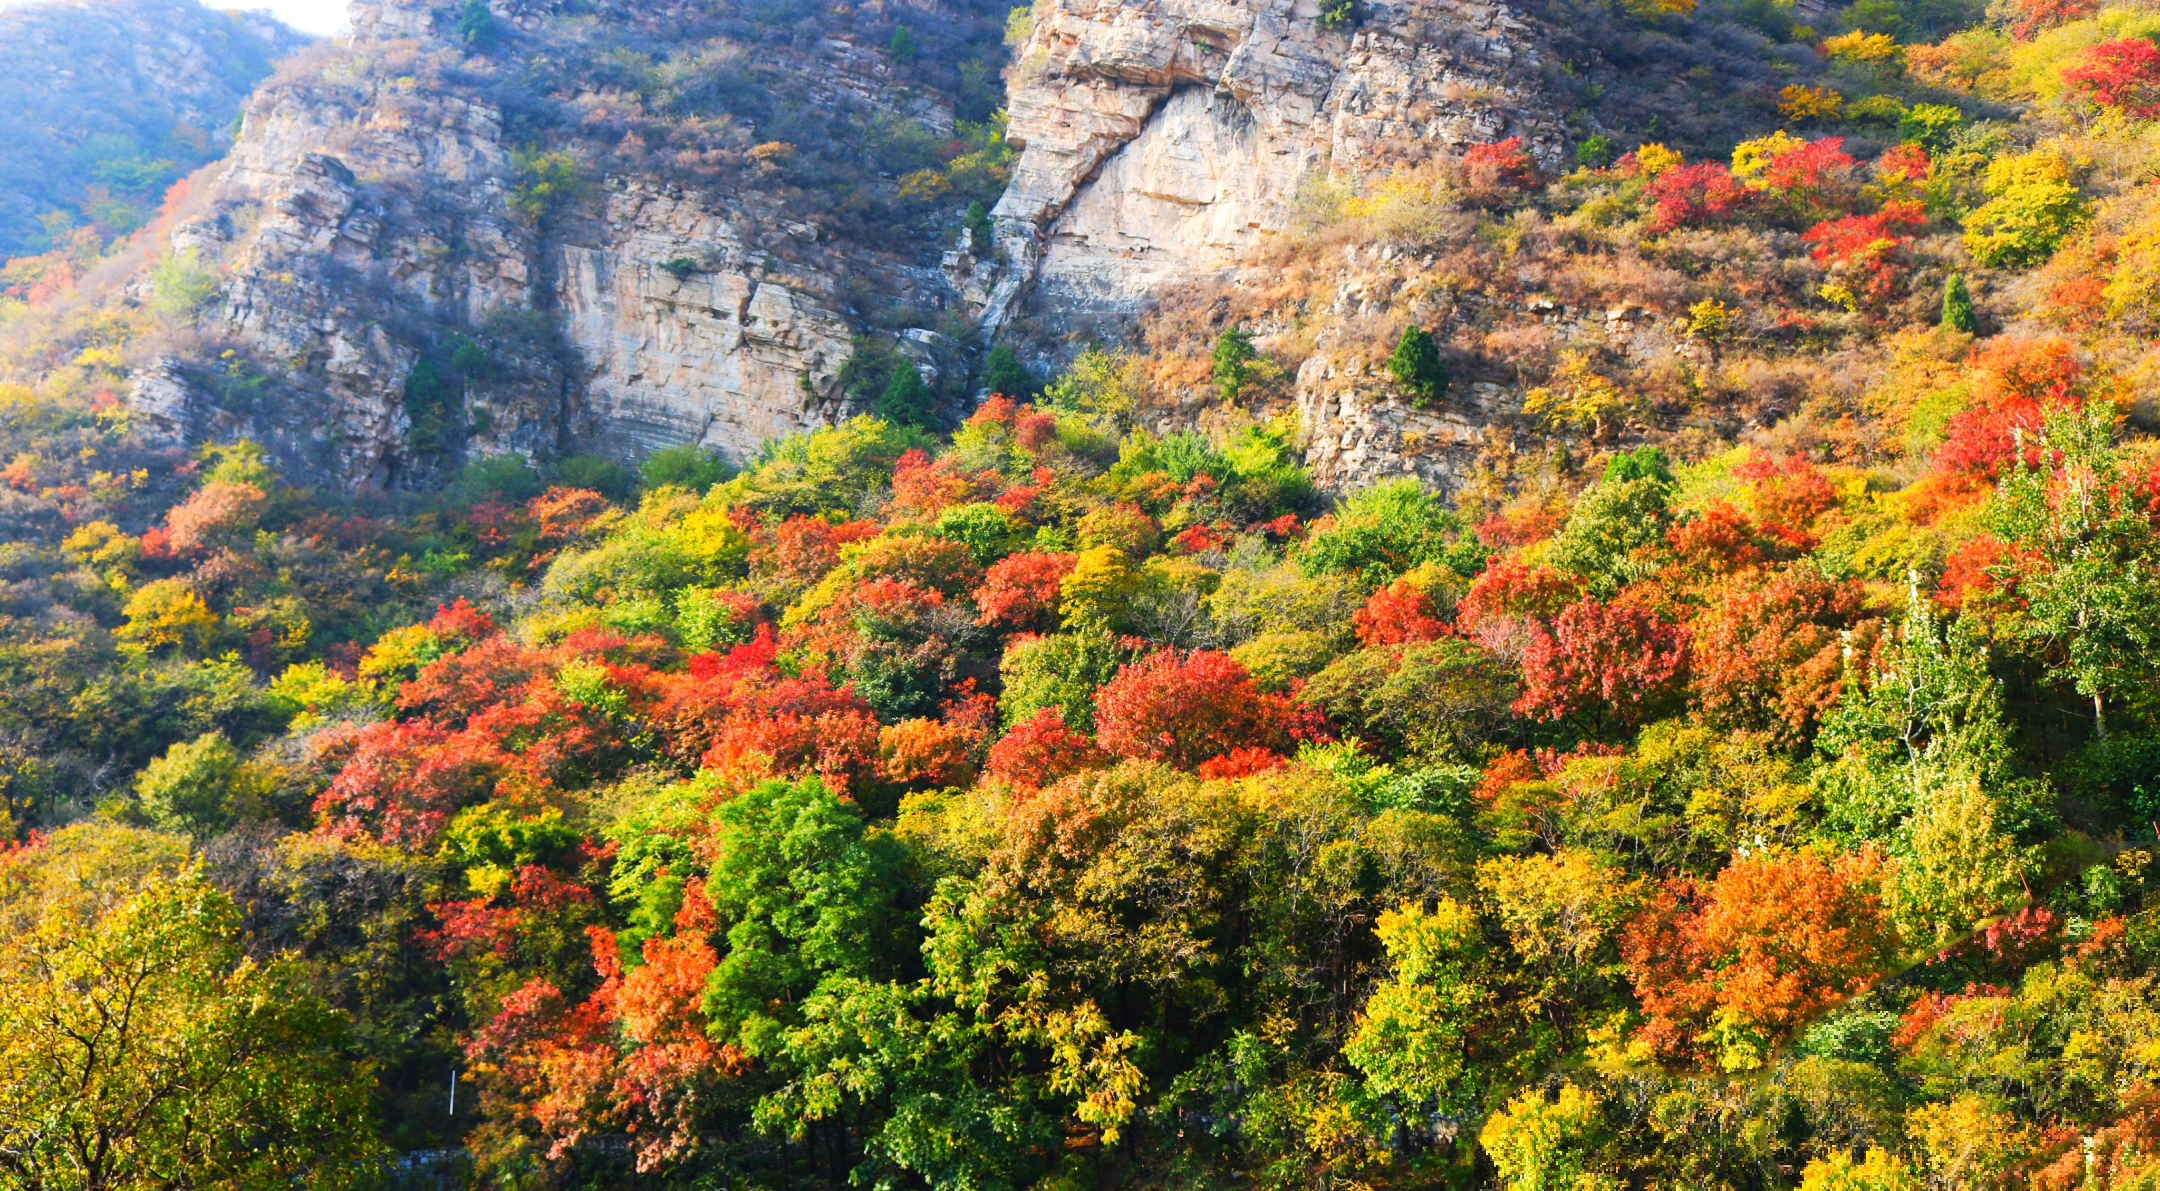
(0, 0, 310, 258)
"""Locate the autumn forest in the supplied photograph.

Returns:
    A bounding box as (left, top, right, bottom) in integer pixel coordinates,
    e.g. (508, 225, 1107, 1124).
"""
(9, 0, 2160, 1186)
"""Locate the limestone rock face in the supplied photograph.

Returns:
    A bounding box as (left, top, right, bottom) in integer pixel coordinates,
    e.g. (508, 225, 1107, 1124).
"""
(133, 0, 971, 488)
(188, 74, 550, 488)
(987, 0, 1561, 325)
(555, 182, 860, 462)
(122, 0, 1572, 495)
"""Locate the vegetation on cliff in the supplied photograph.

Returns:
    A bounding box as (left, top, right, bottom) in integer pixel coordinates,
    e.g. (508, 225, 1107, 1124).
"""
(8, 0, 2160, 1187)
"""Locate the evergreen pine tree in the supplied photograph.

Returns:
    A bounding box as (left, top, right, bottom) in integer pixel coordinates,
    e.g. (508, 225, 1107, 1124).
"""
(1387, 326, 1448, 406)
(1211, 329, 1257, 403)
(1941, 274, 1978, 334)
(982, 345, 1033, 399)
(963, 201, 994, 252)
(880, 364, 936, 429)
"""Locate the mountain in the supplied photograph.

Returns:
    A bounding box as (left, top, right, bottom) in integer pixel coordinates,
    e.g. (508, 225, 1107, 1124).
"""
(111, 0, 1015, 487)
(0, 0, 311, 257)
(10, 0, 2160, 1182)
(105, 0, 1852, 491)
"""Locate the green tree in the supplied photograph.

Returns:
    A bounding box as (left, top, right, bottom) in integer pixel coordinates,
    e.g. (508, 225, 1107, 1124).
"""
(134, 731, 256, 836)
(1302, 639, 1518, 763)
(702, 776, 909, 1058)
(879, 363, 937, 430)
(999, 629, 1136, 732)
(981, 344, 1033, 398)
(1041, 345, 1140, 432)
(1387, 325, 1449, 406)
(1211, 328, 1258, 403)
(403, 356, 456, 454)
(1990, 402, 2160, 740)
(1941, 274, 1978, 333)
(962, 199, 994, 250)
(0, 843, 380, 1191)
(1544, 462, 1676, 596)
(1343, 898, 1490, 1114)
(1297, 478, 1476, 586)
(1577, 134, 1617, 169)
(1815, 582, 2030, 842)
(454, 0, 497, 48)
(508, 148, 589, 221)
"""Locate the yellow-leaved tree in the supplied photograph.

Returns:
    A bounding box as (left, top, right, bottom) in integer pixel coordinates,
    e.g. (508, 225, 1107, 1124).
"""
(0, 825, 381, 1190)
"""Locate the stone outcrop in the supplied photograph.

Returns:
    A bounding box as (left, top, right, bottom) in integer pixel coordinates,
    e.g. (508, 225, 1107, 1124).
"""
(135, 0, 964, 487)
(119, 0, 1576, 494)
(985, 0, 1561, 326)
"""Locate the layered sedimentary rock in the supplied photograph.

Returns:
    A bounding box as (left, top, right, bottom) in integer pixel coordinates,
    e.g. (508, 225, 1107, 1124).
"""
(985, 0, 1561, 325)
(125, 0, 1572, 492)
(136, 0, 960, 486)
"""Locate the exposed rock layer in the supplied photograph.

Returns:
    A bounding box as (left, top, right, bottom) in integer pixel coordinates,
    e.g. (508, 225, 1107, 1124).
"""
(987, 0, 1561, 325)
(129, 0, 1573, 492)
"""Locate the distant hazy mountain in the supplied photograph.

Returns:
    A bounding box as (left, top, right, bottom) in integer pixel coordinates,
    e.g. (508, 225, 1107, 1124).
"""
(0, 0, 311, 258)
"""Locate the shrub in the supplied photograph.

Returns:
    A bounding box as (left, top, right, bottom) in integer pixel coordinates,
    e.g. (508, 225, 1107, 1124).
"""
(642, 444, 730, 492)
(1386, 326, 1448, 406)
(1778, 84, 1846, 123)
(1805, 200, 1927, 312)
(1462, 136, 1540, 191)
(148, 250, 218, 321)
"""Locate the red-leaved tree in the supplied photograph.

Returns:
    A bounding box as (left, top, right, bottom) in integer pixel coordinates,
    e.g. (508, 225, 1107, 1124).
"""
(985, 707, 1109, 789)
(973, 551, 1078, 630)
(1093, 649, 1295, 769)
(1690, 568, 1866, 743)
(1456, 559, 1584, 660)
(469, 886, 746, 1172)
(2063, 37, 2160, 118)
(1645, 163, 1749, 234)
(1514, 595, 1689, 726)
(1354, 577, 1451, 647)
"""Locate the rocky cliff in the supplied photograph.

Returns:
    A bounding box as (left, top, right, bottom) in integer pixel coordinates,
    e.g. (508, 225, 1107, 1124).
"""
(126, 0, 1009, 486)
(984, 0, 1563, 327)
(113, 0, 1591, 489)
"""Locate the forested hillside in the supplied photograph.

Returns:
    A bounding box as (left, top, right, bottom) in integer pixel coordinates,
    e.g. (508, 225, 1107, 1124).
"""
(0, 0, 308, 259)
(7, 0, 2160, 1187)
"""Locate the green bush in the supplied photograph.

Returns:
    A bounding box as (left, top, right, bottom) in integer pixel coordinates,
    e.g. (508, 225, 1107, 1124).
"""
(1387, 326, 1448, 407)
(148, 250, 218, 322)
(641, 444, 731, 493)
